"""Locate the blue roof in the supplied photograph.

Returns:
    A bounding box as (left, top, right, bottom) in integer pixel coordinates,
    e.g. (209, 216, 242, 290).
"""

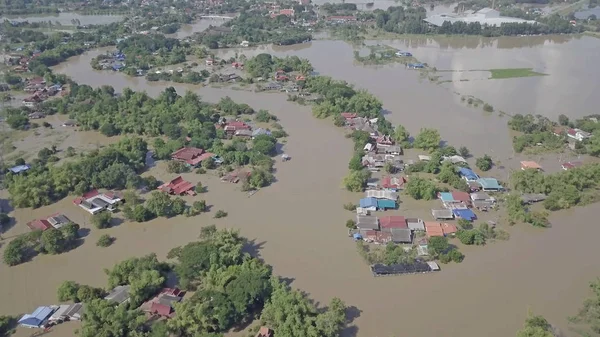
(438, 192, 454, 202)
(19, 306, 54, 328)
(377, 199, 396, 209)
(360, 197, 377, 208)
(458, 167, 479, 180)
(9, 164, 30, 174)
(452, 208, 477, 221)
(477, 178, 503, 190)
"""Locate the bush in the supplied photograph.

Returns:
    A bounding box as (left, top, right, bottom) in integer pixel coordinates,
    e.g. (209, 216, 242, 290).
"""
(476, 154, 493, 171)
(214, 210, 228, 218)
(97, 234, 115, 247)
(346, 219, 356, 229)
(196, 167, 207, 174)
(343, 202, 356, 211)
(483, 103, 494, 112)
(458, 146, 470, 158)
(196, 182, 204, 193)
(167, 160, 189, 174)
(91, 212, 112, 229)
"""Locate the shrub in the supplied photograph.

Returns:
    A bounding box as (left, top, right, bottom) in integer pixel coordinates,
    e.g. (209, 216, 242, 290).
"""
(346, 219, 356, 229)
(214, 210, 228, 218)
(343, 203, 357, 211)
(96, 234, 114, 247)
(483, 103, 494, 112)
(91, 212, 112, 229)
(476, 154, 493, 171)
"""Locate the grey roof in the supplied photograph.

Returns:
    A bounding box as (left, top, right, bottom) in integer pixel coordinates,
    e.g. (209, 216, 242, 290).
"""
(521, 193, 547, 203)
(64, 303, 84, 319)
(356, 215, 379, 230)
(91, 197, 109, 208)
(431, 209, 454, 219)
(472, 200, 493, 209)
(424, 8, 537, 27)
(105, 285, 130, 304)
(406, 218, 425, 231)
(390, 228, 412, 243)
(470, 192, 491, 201)
(384, 145, 402, 154)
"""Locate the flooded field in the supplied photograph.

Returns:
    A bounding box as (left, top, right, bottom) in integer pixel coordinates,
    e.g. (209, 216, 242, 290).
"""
(0, 13, 123, 25)
(3, 35, 600, 337)
(167, 18, 231, 39)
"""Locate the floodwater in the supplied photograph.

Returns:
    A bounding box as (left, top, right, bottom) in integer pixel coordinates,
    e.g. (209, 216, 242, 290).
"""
(2, 36, 600, 337)
(167, 18, 231, 39)
(0, 13, 123, 25)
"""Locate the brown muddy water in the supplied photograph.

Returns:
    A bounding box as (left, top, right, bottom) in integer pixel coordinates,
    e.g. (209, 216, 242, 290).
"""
(3, 37, 600, 337)
(167, 18, 231, 39)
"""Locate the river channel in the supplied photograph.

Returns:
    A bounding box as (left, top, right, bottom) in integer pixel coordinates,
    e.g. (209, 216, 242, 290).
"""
(2, 35, 600, 337)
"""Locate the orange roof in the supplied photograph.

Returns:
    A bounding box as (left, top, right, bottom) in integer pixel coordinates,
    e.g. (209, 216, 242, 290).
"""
(441, 223, 458, 235)
(425, 222, 444, 237)
(521, 161, 542, 170)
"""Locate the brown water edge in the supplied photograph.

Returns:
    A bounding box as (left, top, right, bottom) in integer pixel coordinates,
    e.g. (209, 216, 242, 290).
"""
(2, 83, 600, 337)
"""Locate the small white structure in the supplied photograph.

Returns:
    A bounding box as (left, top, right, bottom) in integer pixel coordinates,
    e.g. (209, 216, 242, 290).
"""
(74, 190, 122, 215)
(240, 40, 249, 47)
(365, 190, 398, 201)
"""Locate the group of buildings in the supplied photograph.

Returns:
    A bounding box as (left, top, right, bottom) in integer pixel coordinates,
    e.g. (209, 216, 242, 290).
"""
(22, 77, 64, 107)
(215, 118, 272, 138)
(18, 303, 83, 329)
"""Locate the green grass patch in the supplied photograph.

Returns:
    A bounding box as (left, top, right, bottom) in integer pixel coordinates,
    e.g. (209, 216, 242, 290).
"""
(489, 68, 546, 79)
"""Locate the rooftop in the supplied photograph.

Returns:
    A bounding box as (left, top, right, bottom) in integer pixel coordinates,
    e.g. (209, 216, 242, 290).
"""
(477, 177, 503, 190)
(424, 8, 536, 27)
(9, 164, 30, 174)
(359, 197, 378, 208)
(521, 161, 542, 170)
(380, 216, 407, 229)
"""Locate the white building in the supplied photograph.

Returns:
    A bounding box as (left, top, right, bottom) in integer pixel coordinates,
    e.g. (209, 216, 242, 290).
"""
(424, 8, 537, 27)
(73, 190, 122, 214)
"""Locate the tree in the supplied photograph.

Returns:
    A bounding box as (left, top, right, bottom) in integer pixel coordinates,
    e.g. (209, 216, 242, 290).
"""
(105, 253, 165, 288)
(196, 181, 204, 193)
(517, 312, 554, 337)
(3, 237, 27, 266)
(80, 299, 146, 337)
(252, 135, 277, 156)
(97, 234, 114, 247)
(172, 197, 186, 215)
(0, 315, 16, 337)
(427, 236, 449, 256)
(129, 269, 165, 307)
(193, 200, 207, 213)
(558, 114, 570, 126)
(569, 279, 600, 335)
(458, 146, 470, 158)
(394, 124, 410, 144)
(201, 157, 215, 169)
(404, 176, 438, 200)
(143, 175, 160, 190)
(215, 210, 228, 218)
(346, 219, 356, 229)
(476, 154, 493, 171)
(248, 169, 274, 189)
(348, 152, 364, 171)
(145, 191, 174, 217)
(40, 229, 67, 255)
(457, 229, 485, 245)
(169, 290, 238, 334)
(384, 162, 395, 174)
(342, 170, 371, 192)
(91, 212, 112, 229)
(57, 280, 80, 302)
(413, 128, 441, 151)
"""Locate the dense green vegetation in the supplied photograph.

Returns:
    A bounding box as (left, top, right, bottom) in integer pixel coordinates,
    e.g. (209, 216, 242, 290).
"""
(245, 53, 312, 79)
(63, 227, 349, 337)
(505, 194, 549, 227)
(489, 68, 546, 79)
(517, 313, 555, 337)
(476, 154, 493, 171)
(3, 223, 80, 266)
(508, 114, 566, 153)
(511, 163, 600, 211)
(569, 278, 600, 335)
(356, 241, 419, 265)
(0, 315, 16, 337)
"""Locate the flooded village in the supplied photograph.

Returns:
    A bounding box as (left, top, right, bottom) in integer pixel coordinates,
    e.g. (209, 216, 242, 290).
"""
(2, 1, 600, 337)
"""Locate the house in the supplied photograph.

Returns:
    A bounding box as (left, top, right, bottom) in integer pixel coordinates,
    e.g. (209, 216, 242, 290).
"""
(562, 161, 583, 170)
(458, 167, 479, 181)
(235, 129, 253, 138)
(425, 222, 444, 237)
(240, 40, 250, 47)
(521, 193, 547, 204)
(221, 170, 251, 183)
(383, 145, 402, 155)
(171, 147, 213, 167)
(418, 155, 431, 161)
(431, 209, 454, 220)
(442, 155, 467, 165)
(74, 190, 122, 214)
(407, 63, 425, 69)
(390, 228, 412, 243)
(49, 305, 71, 323)
(417, 238, 429, 255)
(141, 288, 184, 318)
(105, 285, 130, 304)
(467, 181, 481, 192)
(476, 178, 503, 191)
(222, 120, 251, 133)
(375, 135, 394, 147)
(395, 51, 412, 57)
(380, 216, 407, 230)
(62, 120, 77, 127)
(356, 215, 379, 230)
(362, 230, 392, 244)
(406, 218, 425, 231)
(438, 192, 470, 208)
(232, 62, 244, 69)
(441, 223, 458, 236)
(206, 58, 215, 66)
(364, 143, 374, 152)
(9, 164, 30, 174)
(341, 112, 357, 120)
(28, 111, 45, 119)
(567, 128, 592, 141)
(18, 306, 55, 328)
(470, 192, 493, 202)
(256, 327, 274, 337)
(521, 161, 542, 171)
(377, 199, 396, 210)
(381, 176, 406, 189)
(22, 95, 42, 107)
(263, 82, 283, 91)
(365, 190, 398, 200)
(158, 176, 196, 196)
(252, 128, 272, 138)
(452, 208, 477, 221)
(359, 197, 378, 211)
(27, 213, 71, 231)
(64, 303, 84, 321)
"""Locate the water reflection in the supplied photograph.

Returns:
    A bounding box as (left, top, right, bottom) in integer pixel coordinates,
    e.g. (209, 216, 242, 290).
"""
(0, 13, 123, 25)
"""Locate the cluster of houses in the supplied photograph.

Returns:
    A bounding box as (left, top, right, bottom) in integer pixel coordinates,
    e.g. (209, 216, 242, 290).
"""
(22, 78, 64, 107)
(215, 118, 273, 138)
(20, 283, 274, 337)
(553, 126, 593, 142)
(26, 189, 123, 231)
(96, 51, 126, 71)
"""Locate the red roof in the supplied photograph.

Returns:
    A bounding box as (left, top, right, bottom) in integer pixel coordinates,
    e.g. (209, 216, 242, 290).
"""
(425, 222, 444, 237)
(150, 302, 172, 317)
(160, 176, 195, 195)
(340, 112, 357, 119)
(450, 191, 471, 203)
(381, 176, 406, 189)
(187, 152, 214, 166)
(562, 161, 583, 170)
(74, 189, 100, 205)
(257, 327, 274, 337)
(161, 287, 183, 297)
(380, 216, 407, 229)
(227, 121, 250, 129)
(441, 223, 458, 235)
(27, 219, 52, 231)
(171, 147, 204, 161)
(567, 128, 577, 136)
